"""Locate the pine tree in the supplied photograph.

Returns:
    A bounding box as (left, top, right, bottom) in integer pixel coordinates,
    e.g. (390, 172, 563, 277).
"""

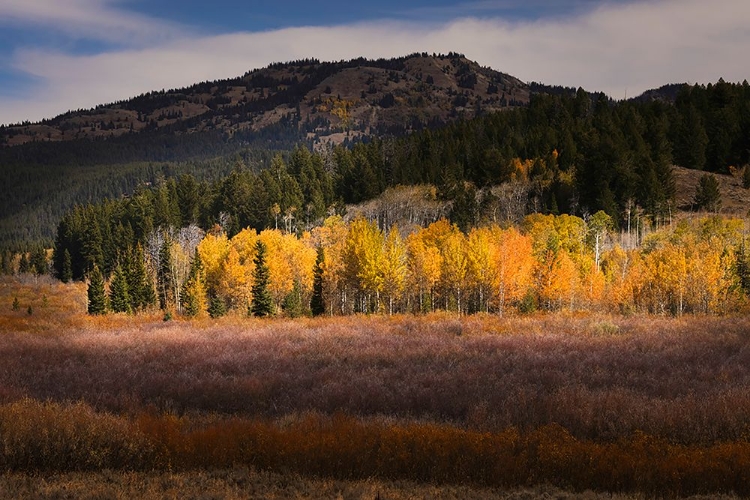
(694, 174, 722, 212)
(109, 263, 131, 313)
(282, 279, 305, 318)
(208, 293, 227, 318)
(310, 247, 326, 316)
(157, 236, 174, 310)
(19, 253, 30, 274)
(250, 241, 273, 317)
(127, 244, 156, 311)
(1, 251, 12, 275)
(61, 249, 73, 283)
(30, 247, 47, 276)
(87, 265, 108, 315)
(182, 249, 207, 317)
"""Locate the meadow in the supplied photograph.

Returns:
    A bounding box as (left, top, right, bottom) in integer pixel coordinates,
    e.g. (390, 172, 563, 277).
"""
(2, 277, 750, 497)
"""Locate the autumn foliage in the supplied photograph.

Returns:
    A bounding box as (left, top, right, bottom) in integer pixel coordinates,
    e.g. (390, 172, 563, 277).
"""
(168, 214, 750, 317)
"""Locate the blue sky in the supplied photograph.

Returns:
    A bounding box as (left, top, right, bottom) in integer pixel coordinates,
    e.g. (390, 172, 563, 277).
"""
(1, 0, 749, 125)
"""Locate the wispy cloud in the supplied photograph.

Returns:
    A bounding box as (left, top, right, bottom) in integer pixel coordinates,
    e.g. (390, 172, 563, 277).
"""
(1, 0, 749, 125)
(0, 0, 188, 46)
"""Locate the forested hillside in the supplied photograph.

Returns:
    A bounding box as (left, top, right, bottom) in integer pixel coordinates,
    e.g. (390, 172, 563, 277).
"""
(2, 54, 749, 254)
(1, 52, 528, 249)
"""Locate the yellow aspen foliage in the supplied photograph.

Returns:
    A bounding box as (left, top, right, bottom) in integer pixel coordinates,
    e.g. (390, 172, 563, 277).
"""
(218, 246, 253, 310)
(685, 242, 731, 314)
(420, 219, 455, 250)
(344, 218, 385, 311)
(256, 229, 315, 310)
(488, 226, 535, 315)
(381, 226, 408, 315)
(642, 243, 687, 315)
(522, 213, 557, 260)
(230, 228, 258, 265)
(467, 226, 494, 313)
(406, 228, 442, 313)
(553, 214, 586, 258)
(311, 216, 349, 315)
(197, 233, 230, 292)
(439, 226, 468, 314)
(294, 231, 319, 294)
(523, 213, 586, 259)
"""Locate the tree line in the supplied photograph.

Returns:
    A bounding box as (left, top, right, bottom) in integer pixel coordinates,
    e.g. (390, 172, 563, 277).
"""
(4, 79, 750, 251)
(78, 213, 750, 318)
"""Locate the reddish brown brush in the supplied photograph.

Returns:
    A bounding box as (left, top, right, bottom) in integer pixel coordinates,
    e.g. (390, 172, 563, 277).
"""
(1, 399, 749, 497)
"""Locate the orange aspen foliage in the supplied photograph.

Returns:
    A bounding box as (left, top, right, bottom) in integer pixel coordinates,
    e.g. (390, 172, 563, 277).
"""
(576, 253, 605, 309)
(488, 225, 535, 315)
(538, 249, 579, 311)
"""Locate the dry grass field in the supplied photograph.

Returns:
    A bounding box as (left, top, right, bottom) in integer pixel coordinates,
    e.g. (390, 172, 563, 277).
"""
(1, 276, 750, 497)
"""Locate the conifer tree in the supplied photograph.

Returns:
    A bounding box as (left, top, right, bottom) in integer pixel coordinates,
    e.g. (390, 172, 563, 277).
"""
(127, 244, 156, 311)
(282, 279, 305, 317)
(208, 293, 227, 318)
(87, 265, 108, 315)
(250, 241, 273, 317)
(109, 263, 131, 313)
(1, 251, 12, 275)
(157, 236, 175, 310)
(30, 247, 48, 276)
(61, 249, 73, 283)
(694, 174, 722, 212)
(19, 253, 30, 274)
(310, 247, 326, 316)
(182, 249, 207, 317)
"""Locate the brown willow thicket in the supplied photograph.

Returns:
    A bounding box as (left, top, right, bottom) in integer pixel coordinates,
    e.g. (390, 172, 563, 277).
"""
(1, 399, 749, 497)
(163, 213, 750, 318)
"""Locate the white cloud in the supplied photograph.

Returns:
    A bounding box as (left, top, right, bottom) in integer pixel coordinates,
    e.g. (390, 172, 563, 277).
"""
(0, 0, 187, 45)
(1, 0, 749, 125)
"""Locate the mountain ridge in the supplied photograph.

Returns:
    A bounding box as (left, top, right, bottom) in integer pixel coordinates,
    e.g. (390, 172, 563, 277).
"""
(0, 52, 529, 148)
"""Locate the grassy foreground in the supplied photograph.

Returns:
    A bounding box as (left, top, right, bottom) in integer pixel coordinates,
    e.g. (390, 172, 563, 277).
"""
(1, 277, 750, 497)
(2, 469, 703, 500)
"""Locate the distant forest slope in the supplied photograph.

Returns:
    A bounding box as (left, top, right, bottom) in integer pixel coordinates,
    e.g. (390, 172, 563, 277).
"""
(1, 51, 749, 249)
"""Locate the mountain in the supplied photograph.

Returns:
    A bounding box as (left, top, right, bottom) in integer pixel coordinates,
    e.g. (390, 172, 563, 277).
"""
(0, 52, 529, 150)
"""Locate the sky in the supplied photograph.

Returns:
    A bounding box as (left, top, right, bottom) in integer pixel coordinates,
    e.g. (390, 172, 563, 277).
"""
(1, 0, 749, 126)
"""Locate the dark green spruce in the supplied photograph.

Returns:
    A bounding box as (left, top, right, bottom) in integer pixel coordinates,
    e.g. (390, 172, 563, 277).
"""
(250, 241, 273, 317)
